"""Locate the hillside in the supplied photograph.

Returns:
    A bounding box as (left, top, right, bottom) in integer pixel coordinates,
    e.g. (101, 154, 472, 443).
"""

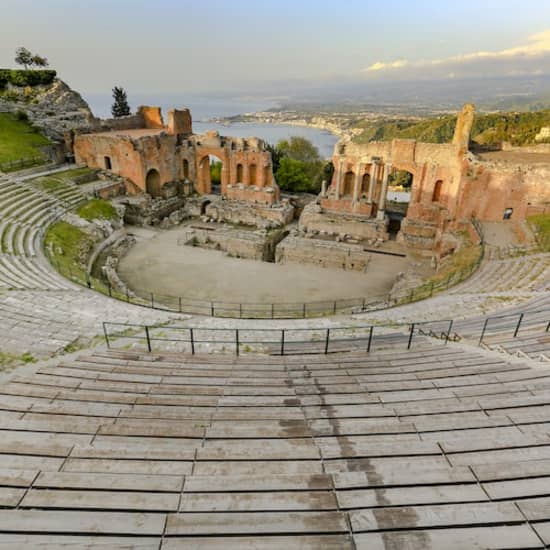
(0, 112, 50, 167)
(0, 70, 95, 141)
(353, 109, 550, 147)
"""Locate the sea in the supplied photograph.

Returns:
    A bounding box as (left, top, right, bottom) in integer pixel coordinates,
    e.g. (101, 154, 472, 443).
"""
(83, 93, 339, 159)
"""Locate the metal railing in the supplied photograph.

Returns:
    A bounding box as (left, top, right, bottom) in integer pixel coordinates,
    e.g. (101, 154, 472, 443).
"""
(479, 309, 550, 345)
(102, 319, 457, 356)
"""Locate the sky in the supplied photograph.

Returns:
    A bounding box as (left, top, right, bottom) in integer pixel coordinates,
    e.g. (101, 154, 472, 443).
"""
(2, 0, 550, 97)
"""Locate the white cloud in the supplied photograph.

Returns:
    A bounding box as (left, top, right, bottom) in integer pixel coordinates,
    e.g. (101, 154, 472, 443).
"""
(362, 30, 550, 80)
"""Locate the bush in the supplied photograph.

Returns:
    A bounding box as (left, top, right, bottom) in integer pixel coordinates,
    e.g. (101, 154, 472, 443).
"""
(14, 110, 28, 122)
(0, 69, 56, 90)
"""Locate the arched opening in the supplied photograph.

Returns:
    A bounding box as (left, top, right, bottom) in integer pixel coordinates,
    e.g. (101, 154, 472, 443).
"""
(200, 199, 211, 216)
(249, 163, 257, 185)
(236, 163, 244, 183)
(432, 179, 444, 202)
(145, 168, 162, 198)
(104, 156, 112, 170)
(342, 171, 354, 196)
(182, 159, 189, 179)
(361, 173, 370, 195)
(386, 169, 414, 239)
(198, 155, 224, 194)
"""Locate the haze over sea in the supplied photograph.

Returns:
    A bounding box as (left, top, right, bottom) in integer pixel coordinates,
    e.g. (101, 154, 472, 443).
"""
(84, 93, 339, 159)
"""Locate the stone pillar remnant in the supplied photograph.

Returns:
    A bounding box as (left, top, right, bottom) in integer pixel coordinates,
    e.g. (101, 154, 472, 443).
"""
(376, 162, 392, 220)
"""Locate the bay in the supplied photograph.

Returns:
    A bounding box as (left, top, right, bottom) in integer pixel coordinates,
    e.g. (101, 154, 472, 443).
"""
(84, 93, 339, 159)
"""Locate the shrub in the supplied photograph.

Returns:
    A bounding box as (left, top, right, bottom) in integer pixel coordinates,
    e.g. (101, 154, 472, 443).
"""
(0, 69, 56, 89)
(14, 109, 28, 122)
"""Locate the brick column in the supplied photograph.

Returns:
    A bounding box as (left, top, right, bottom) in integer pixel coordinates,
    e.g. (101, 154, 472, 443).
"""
(352, 162, 362, 203)
(335, 159, 344, 200)
(376, 162, 392, 220)
(368, 161, 378, 203)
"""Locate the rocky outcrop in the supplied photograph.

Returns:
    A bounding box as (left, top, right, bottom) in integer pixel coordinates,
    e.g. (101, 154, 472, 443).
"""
(0, 78, 95, 141)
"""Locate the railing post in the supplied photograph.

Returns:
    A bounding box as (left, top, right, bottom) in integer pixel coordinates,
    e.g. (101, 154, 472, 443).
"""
(145, 326, 152, 352)
(333, 301, 337, 314)
(445, 320, 453, 344)
(179, 297, 182, 313)
(126, 288, 129, 303)
(513, 313, 524, 338)
(210, 302, 214, 316)
(151, 293, 154, 308)
(107, 281, 112, 297)
(239, 303, 242, 319)
(190, 328, 195, 355)
(235, 329, 239, 356)
(429, 282, 434, 296)
(479, 318, 490, 345)
(303, 303, 306, 318)
(407, 323, 415, 350)
(102, 322, 110, 348)
(367, 325, 373, 353)
(324, 328, 330, 354)
(271, 303, 274, 319)
(280, 329, 285, 355)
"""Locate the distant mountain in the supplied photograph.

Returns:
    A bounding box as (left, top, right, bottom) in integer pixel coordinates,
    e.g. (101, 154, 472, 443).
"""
(272, 75, 550, 114)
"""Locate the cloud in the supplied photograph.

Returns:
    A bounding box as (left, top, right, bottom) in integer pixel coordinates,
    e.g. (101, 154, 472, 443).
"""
(366, 59, 408, 72)
(362, 30, 550, 80)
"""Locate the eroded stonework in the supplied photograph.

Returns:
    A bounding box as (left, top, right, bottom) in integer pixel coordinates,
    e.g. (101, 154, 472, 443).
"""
(313, 104, 550, 254)
(73, 106, 280, 208)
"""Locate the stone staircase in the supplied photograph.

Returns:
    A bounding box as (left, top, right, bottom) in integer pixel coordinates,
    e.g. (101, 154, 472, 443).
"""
(0, 344, 549, 546)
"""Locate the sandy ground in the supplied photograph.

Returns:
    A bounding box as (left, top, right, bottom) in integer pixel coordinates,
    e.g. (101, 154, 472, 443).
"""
(118, 227, 410, 303)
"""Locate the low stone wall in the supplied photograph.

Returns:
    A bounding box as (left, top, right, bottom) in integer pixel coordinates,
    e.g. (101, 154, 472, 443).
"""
(299, 202, 389, 242)
(204, 198, 294, 229)
(179, 226, 267, 260)
(276, 236, 371, 271)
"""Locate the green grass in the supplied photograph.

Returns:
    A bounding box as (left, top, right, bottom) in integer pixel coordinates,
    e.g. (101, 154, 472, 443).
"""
(528, 214, 550, 251)
(44, 221, 94, 281)
(77, 199, 117, 222)
(0, 112, 50, 166)
(0, 350, 37, 370)
(30, 167, 96, 192)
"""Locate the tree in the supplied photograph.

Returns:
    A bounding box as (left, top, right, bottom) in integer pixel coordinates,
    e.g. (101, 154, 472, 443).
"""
(31, 54, 49, 68)
(275, 157, 311, 193)
(111, 86, 131, 118)
(272, 136, 325, 194)
(14, 47, 33, 70)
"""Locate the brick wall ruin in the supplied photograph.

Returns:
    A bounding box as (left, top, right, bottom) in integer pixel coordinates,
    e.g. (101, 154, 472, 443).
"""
(74, 106, 280, 206)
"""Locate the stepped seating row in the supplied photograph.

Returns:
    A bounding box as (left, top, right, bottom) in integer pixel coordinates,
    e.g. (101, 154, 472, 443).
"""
(1, 345, 550, 546)
(451, 252, 550, 294)
(0, 172, 86, 291)
(0, 290, 180, 358)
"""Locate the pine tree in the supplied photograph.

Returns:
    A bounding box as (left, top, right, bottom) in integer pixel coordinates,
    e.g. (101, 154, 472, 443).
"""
(111, 86, 131, 118)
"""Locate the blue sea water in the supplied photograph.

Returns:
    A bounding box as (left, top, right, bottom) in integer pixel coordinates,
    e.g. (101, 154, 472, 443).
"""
(83, 93, 339, 159)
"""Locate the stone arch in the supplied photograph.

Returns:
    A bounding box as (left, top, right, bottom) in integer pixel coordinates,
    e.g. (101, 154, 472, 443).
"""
(342, 171, 354, 196)
(236, 163, 244, 182)
(145, 168, 162, 198)
(432, 179, 444, 202)
(249, 163, 257, 185)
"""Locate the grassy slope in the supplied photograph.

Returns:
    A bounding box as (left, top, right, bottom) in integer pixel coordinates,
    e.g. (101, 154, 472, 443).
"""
(528, 214, 550, 251)
(353, 110, 550, 146)
(0, 112, 50, 164)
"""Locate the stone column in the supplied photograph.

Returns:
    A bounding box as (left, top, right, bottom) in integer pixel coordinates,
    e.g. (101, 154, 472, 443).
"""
(335, 159, 344, 200)
(321, 179, 327, 197)
(367, 161, 378, 203)
(352, 162, 362, 203)
(376, 162, 392, 220)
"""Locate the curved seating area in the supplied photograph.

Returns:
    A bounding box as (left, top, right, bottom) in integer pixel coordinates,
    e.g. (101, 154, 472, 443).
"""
(0, 169, 185, 359)
(0, 343, 550, 546)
